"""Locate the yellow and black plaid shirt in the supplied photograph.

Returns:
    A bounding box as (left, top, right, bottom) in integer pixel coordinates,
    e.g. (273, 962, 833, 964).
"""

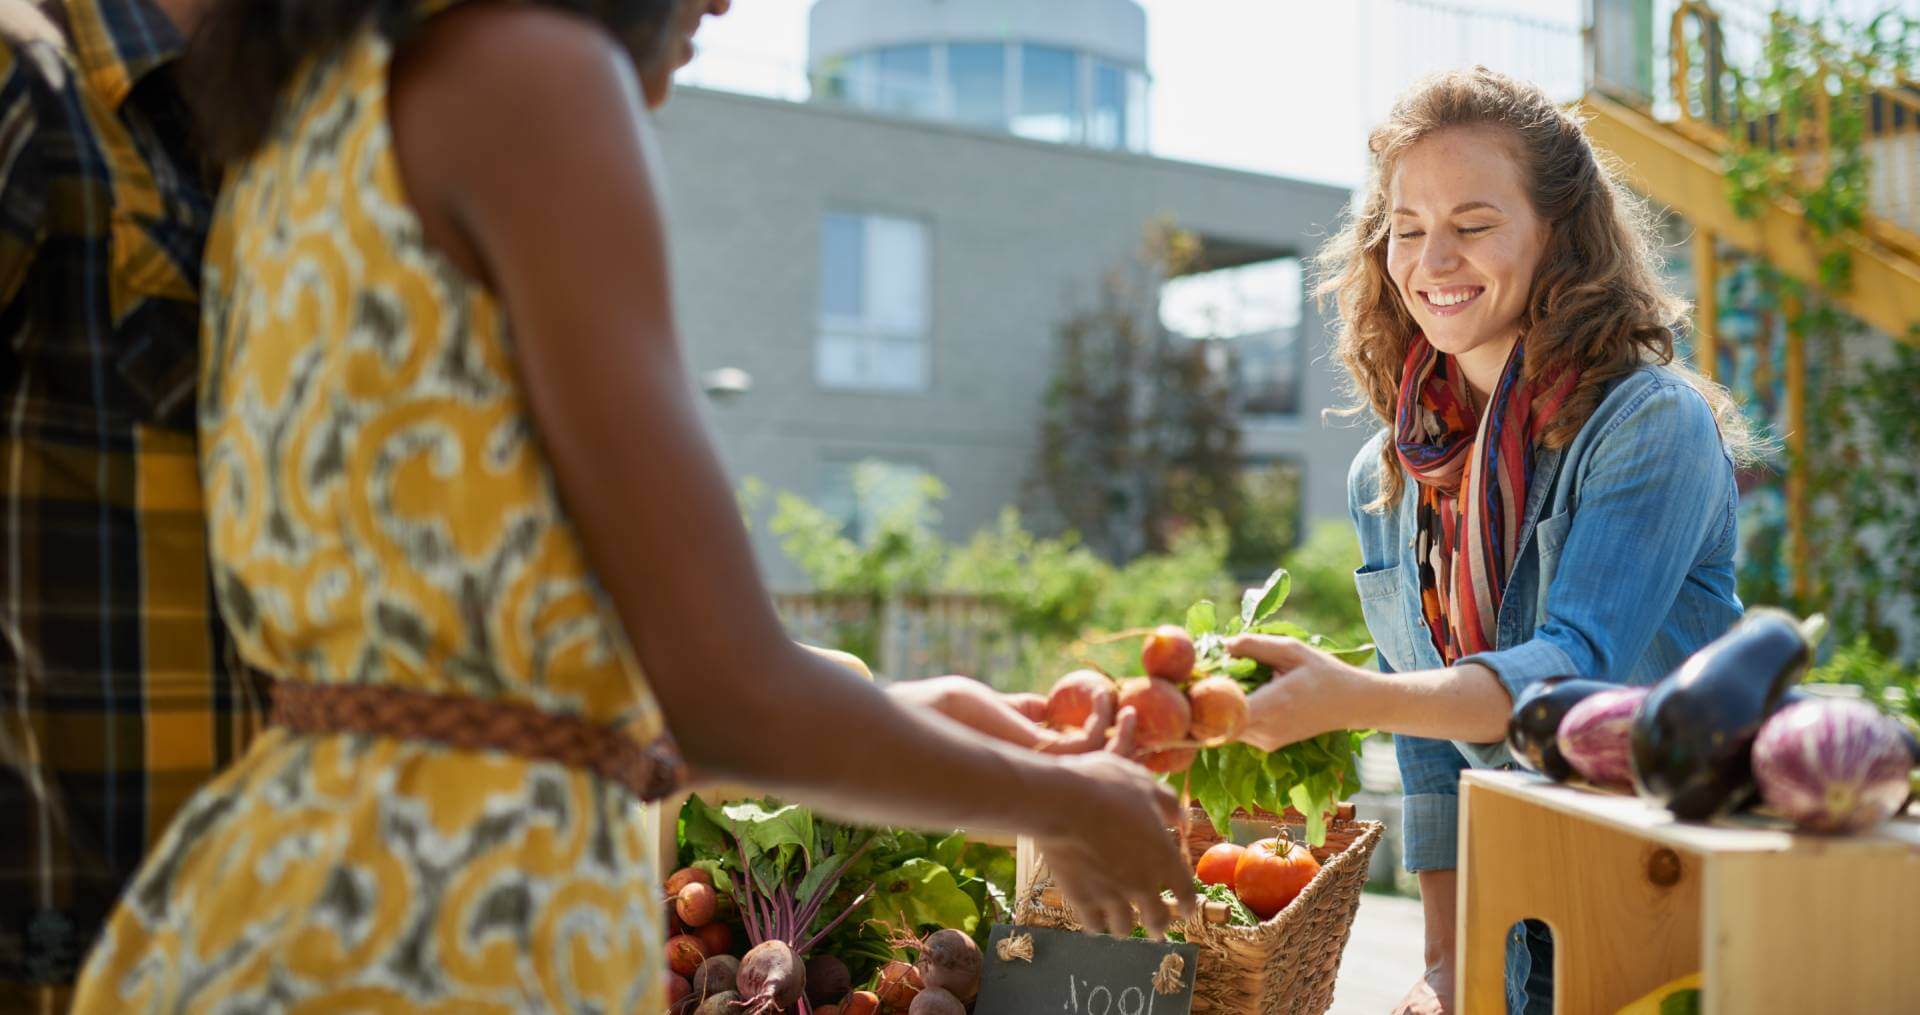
(0, 0, 263, 1000)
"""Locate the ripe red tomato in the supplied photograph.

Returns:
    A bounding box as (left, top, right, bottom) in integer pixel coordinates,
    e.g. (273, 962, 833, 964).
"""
(1195, 842, 1246, 891)
(1233, 836, 1320, 919)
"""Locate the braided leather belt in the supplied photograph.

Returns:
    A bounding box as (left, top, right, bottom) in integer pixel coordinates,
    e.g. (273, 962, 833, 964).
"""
(271, 679, 686, 802)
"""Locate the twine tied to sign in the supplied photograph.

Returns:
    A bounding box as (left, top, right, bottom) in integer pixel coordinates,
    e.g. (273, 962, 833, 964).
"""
(996, 931, 1035, 963)
(1153, 953, 1184, 995)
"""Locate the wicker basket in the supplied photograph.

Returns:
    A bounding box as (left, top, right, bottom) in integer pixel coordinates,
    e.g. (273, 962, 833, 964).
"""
(1014, 806, 1383, 1014)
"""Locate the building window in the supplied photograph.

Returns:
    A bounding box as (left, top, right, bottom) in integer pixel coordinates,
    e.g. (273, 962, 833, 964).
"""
(874, 44, 936, 117)
(1160, 257, 1303, 418)
(947, 42, 1007, 128)
(818, 459, 936, 542)
(1089, 61, 1127, 149)
(817, 212, 932, 392)
(1014, 44, 1080, 143)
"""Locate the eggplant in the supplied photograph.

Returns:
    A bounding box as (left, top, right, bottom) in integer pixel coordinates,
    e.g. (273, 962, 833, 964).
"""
(1507, 677, 1617, 781)
(1629, 609, 1818, 820)
(1558, 687, 1651, 789)
(1752, 698, 1913, 833)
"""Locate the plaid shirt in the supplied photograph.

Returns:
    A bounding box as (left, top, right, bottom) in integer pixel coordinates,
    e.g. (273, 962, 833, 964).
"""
(0, 0, 264, 1001)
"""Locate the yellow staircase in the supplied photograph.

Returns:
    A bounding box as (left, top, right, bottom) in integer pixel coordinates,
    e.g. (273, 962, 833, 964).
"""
(1580, 1, 1920, 344)
(1576, 1, 1920, 600)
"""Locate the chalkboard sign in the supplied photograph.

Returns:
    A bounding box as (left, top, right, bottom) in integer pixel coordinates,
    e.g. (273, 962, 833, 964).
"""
(973, 924, 1199, 1015)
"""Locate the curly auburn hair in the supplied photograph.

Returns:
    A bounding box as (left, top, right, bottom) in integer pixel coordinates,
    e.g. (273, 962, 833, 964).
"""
(1312, 67, 1760, 509)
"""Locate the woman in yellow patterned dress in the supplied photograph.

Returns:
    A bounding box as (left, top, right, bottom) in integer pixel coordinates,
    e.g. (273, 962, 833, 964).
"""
(72, 2, 1196, 1010)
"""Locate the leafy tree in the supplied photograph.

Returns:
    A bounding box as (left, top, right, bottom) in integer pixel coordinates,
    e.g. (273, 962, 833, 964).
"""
(1031, 220, 1249, 563)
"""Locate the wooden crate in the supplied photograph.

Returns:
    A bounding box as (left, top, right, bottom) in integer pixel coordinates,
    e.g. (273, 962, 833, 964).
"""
(1456, 770, 1920, 1014)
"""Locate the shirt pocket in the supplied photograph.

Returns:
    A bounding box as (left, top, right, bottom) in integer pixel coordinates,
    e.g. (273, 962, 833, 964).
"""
(1533, 509, 1573, 598)
(1354, 563, 1419, 672)
(108, 208, 203, 429)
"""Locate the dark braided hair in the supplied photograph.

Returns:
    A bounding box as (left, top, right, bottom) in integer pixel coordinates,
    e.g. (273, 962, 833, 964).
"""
(185, 0, 679, 163)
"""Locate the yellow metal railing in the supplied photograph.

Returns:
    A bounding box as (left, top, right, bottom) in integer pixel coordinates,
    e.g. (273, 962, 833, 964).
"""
(1667, 2, 1920, 253)
(1590, 2, 1920, 601)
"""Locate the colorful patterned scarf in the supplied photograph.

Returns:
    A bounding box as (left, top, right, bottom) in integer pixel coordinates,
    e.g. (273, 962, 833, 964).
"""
(1394, 335, 1579, 663)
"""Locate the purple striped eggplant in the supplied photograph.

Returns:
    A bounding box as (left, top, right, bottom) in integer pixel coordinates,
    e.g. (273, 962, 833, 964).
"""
(1507, 677, 1617, 781)
(1557, 686, 1649, 789)
(1752, 699, 1914, 834)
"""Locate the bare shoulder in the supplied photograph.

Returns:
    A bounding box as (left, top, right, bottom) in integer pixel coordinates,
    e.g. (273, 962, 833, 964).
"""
(389, 1, 654, 281)
(391, 1, 637, 116)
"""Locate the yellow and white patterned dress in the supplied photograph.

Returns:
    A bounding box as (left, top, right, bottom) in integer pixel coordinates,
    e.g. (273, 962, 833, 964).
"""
(73, 9, 672, 1012)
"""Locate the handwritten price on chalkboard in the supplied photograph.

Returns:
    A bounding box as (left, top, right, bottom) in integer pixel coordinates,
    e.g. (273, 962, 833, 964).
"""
(976, 925, 1195, 1015)
(1062, 974, 1165, 1015)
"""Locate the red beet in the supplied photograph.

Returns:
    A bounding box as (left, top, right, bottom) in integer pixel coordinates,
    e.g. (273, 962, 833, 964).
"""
(817, 1008, 843, 1015)
(667, 972, 692, 1009)
(1118, 676, 1191, 750)
(842, 991, 882, 1015)
(1045, 669, 1115, 731)
(908, 987, 966, 1015)
(737, 939, 805, 1015)
(666, 934, 708, 978)
(691, 954, 740, 1001)
(913, 928, 982, 1005)
(676, 881, 718, 927)
(805, 953, 852, 1006)
(1142, 625, 1197, 682)
(1139, 746, 1198, 774)
(665, 867, 713, 897)
(693, 920, 733, 958)
(873, 960, 923, 1013)
(693, 990, 738, 1015)
(1187, 676, 1249, 742)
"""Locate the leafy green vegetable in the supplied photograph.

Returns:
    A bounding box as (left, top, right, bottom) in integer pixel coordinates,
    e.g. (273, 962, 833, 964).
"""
(676, 795, 1016, 985)
(860, 858, 984, 936)
(1241, 569, 1291, 628)
(1193, 879, 1259, 927)
(1169, 568, 1372, 846)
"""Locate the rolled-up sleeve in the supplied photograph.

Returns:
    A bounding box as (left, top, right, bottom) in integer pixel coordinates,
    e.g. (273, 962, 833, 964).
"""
(1453, 382, 1735, 767)
(1397, 729, 1469, 872)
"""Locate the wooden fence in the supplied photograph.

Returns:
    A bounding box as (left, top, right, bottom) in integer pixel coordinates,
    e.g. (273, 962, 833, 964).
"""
(771, 592, 1026, 685)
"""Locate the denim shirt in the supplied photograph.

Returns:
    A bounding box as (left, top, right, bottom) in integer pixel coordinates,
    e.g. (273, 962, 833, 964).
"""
(1350, 365, 1742, 1013)
(1349, 364, 1743, 873)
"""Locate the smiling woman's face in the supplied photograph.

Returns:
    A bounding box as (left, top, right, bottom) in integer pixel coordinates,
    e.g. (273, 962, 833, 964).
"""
(1385, 125, 1549, 391)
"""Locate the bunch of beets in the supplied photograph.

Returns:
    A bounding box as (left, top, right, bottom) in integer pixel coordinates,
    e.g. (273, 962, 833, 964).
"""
(664, 863, 983, 1015)
(1042, 625, 1250, 773)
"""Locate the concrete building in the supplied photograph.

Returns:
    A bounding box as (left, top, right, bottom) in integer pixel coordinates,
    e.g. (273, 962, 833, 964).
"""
(654, 0, 1371, 586)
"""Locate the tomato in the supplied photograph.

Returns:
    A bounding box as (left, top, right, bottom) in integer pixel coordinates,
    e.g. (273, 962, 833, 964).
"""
(1233, 835, 1320, 919)
(1195, 842, 1246, 890)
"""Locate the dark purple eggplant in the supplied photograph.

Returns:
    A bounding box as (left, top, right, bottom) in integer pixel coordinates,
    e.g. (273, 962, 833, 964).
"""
(1629, 609, 1820, 820)
(1507, 677, 1617, 781)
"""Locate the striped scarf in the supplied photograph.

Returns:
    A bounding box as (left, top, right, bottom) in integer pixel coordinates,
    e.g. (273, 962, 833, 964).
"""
(1394, 335, 1579, 663)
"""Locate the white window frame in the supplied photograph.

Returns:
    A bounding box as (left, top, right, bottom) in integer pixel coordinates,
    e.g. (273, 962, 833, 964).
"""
(815, 211, 934, 394)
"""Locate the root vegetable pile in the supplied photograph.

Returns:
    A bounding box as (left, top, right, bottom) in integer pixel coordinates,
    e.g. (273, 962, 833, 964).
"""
(669, 794, 1014, 1013)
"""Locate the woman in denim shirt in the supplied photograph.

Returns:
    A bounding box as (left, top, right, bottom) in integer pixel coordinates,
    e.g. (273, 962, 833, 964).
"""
(1220, 70, 1760, 1013)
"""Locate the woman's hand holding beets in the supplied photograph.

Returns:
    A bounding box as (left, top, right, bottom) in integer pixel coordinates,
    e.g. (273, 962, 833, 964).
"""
(1227, 635, 1369, 752)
